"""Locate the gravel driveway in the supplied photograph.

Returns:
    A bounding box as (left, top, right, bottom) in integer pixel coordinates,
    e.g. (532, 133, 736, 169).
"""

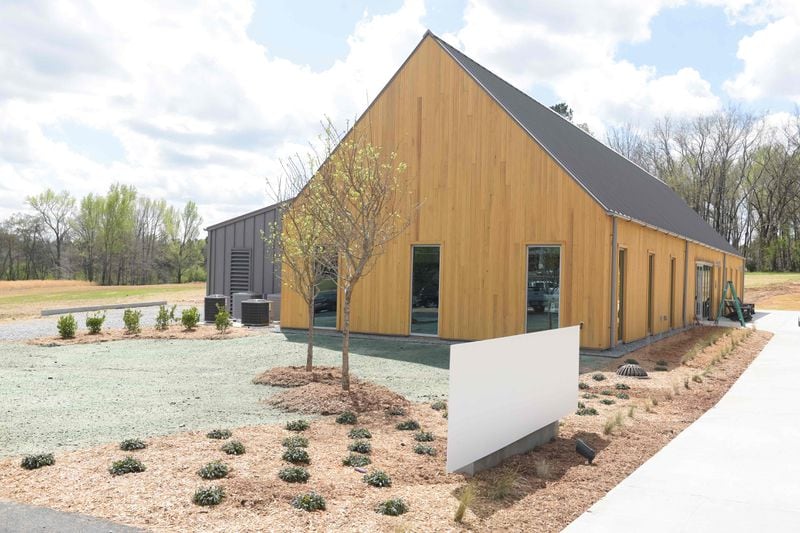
(0, 331, 449, 457)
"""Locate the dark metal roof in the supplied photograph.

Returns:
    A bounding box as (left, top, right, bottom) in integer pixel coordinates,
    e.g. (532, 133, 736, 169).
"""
(431, 34, 739, 256)
(205, 201, 285, 231)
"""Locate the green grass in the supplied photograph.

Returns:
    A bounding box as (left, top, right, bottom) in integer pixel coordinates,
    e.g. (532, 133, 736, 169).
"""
(744, 272, 800, 289)
(0, 284, 202, 307)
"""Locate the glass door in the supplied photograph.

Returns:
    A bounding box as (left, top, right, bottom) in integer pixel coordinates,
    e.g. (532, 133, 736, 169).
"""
(617, 249, 626, 342)
(410, 246, 440, 335)
(526, 246, 561, 333)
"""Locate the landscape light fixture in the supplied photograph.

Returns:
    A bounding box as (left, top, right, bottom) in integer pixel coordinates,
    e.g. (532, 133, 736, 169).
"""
(576, 439, 596, 464)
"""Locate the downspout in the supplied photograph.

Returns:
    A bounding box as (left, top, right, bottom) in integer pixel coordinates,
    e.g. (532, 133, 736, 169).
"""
(610, 216, 618, 348)
(683, 239, 689, 327)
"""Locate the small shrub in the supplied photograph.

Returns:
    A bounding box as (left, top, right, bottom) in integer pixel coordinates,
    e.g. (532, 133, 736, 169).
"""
(348, 440, 372, 454)
(624, 358, 639, 365)
(155, 304, 176, 331)
(286, 419, 309, 432)
(282, 447, 310, 464)
(282, 435, 309, 448)
(413, 444, 436, 456)
(119, 438, 146, 451)
(214, 304, 232, 333)
(363, 470, 392, 487)
(582, 393, 597, 399)
(342, 453, 371, 467)
(335, 411, 357, 425)
(386, 405, 406, 416)
(395, 420, 420, 431)
(221, 440, 245, 455)
(600, 390, 613, 396)
(376, 498, 408, 516)
(122, 309, 142, 334)
(656, 359, 668, 366)
(535, 459, 552, 479)
(615, 383, 630, 390)
(193, 485, 225, 506)
(576, 406, 598, 416)
(197, 461, 229, 480)
(692, 374, 703, 383)
(181, 306, 201, 331)
(616, 392, 629, 400)
(292, 492, 326, 512)
(577, 401, 585, 409)
(600, 399, 615, 405)
(348, 428, 372, 439)
(578, 382, 590, 390)
(654, 365, 668, 372)
(454, 483, 476, 523)
(414, 431, 435, 442)
(442, 410, 448, 419)
(20, 453, 54, 470)
(57, 314, 77, 339)
(431, 400, 447, 411)
(278, 466, 310, 483)
(651, 397, 659, 406)
(109, 456, 145, 476)
(592, 373, 606, 381)
(206, 429, 232, 440)
(85, 312, 105, 334)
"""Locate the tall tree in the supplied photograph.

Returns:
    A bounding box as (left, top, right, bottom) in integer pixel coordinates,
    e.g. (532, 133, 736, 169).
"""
(26, 189, 75, 277)
(166, 201, 203, 283)
(72, 194, 105, 282)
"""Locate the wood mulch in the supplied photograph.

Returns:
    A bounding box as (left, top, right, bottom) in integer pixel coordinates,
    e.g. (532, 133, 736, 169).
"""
(0, 327, 771, 532)
(27, 324, 260, 346)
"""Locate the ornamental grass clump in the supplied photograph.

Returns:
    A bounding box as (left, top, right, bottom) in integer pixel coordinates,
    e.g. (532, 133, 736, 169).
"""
(348, 428, 372, 439)
(414, 431, 435, 442)
(395, 420, 420, 431)
(376, 498, 408, 516)
(206, 429, 232, 440)
(57, 314, 77, 339)
(282, 447, 310, 464)
(285, 419, 309, 432)
(343, 453, 371, 467)
(335, 411, 357, 425)
(119, 438, 147, 451)
(197, 461, 229, 480)
(221, 440, 245, 455)
(292, 492, 326, 512)
(109, 456, 145, 476)
(348, 440, 372, 454)
(20, 453, 54, 470)
(363, 470, 392, 487)
(282, 435, 309, 448)
(278, 466, 310, 483)
(193, 485, 225, 506)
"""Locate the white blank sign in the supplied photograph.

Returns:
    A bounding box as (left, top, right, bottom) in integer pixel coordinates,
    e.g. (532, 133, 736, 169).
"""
(446, 326, 580, 473)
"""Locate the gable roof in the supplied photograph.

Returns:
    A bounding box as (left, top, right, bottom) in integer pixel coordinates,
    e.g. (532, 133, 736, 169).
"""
(429, 33, 739, 256)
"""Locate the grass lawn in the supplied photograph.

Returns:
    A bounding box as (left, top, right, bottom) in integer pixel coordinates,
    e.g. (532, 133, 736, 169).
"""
(744, 272, 800, 310)
(745, 272, 800, 288)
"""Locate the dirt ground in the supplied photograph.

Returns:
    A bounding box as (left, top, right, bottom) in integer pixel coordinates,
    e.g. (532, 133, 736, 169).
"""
(0, 326, 770, 532)
(0, 280, 205, 322)
(27, 323, 258, 346)
(745, 280, 800, 310)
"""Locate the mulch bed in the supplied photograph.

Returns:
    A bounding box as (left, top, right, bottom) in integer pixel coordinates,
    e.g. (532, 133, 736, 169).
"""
(27, 324, 259, 346)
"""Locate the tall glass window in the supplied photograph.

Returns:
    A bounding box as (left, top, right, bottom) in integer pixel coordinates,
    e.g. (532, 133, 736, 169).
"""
(313, 266, 337, 328)
(526, 246, 560, 333)
(410, 246, 440, 335)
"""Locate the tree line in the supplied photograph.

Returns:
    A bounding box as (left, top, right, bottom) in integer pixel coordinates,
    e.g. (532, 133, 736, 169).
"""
(0, 184, 205, 284)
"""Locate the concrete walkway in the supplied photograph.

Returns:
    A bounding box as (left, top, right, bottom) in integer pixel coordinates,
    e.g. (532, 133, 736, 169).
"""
(565, 310, 800, 533)
(0, 501, 143, 532)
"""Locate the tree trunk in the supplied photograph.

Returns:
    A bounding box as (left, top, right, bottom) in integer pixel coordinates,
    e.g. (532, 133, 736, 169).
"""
(306, 297, 314, 372)
(341, 289, 351, 391)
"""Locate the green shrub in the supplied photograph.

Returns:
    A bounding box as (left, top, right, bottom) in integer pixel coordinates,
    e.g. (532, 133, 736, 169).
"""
(578, 382, 590, 390)
(221, 440, 245, 455)
(197, 461, 229, 480)
(85, 312, 105, 334)
(348, 440, 372, 454)
(386, 405, 406, 416)
(285, 419, 309, 432)
(577, 401, 585, 409)
(582, 393, 598, 399)
(616, 392, 630, 400)
(282, 447, 310, 464)
(20, 453, 54, 470)
(431, 400, 447, 411)
(119, 438, 146, 451)
(155, 304, 176, 331)
(615, 383, 630, 390)
(282, 435, 309, 448)
(292, 492, 326, 512)
(576, 407, 598, 416)
(376, 498, 408, 516)
(278, 466, 310, 483)
(625, 358, 639, 365)
(656, 359, 669, 366)
(592, 373, 606, 381)
(600, 399, 615, 405)
(335, 411, 357, 425)
(395, 420, 420, 431)
(109, 456, 145, 476)
(414, 431, 435, 442)
(181, 307, 201, 331)
(348, 428, 372, 439)
(654, 365, 668, 372)
(413, 444, 436, 456)
(343, 453, 371, 467)
(206, 429, 231, 440)
(57, 314, 77, 339)
(214, 304, 232, 333)
(193, 485, 225, 506)
(363, 470, 392, 487)
(123, 309, 142, 334)
(600, 390, 613, 396)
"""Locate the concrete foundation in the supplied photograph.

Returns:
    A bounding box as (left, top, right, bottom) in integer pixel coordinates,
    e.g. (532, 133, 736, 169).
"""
(455, 420, 559, 476)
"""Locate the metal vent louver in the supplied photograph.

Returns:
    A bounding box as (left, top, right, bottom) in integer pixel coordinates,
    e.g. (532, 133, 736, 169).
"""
(229, 249, 251, 310)
(616, 363, 648, 378)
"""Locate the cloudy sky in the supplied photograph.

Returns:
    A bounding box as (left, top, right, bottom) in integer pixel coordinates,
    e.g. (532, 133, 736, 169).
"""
(1, 0, 798, 227)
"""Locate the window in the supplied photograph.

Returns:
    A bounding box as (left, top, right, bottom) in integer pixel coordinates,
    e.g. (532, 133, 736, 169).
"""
(647, 253, 655, 335)
(313, 265, 337, 328)
(617, 248, 626, 342)
(410, 246, 440, 335)
(526, 246, 560, 333)
(669, 257, 676, 329)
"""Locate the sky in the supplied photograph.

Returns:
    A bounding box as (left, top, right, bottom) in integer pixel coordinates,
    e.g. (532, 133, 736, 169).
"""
(1, 0, 799, 228)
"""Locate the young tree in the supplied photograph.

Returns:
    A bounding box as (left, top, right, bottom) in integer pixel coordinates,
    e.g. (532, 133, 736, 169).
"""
(165, 201, 203, 283)
(304, 120, 417, 390)
(72, 194, 105, 282)
(26, 189, 75, 277)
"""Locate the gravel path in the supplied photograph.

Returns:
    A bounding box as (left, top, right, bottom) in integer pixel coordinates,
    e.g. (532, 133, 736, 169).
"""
(0, 331, 449, 458)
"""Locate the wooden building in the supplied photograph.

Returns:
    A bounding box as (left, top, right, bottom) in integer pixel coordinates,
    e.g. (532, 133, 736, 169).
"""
(279, 31, 744, 350)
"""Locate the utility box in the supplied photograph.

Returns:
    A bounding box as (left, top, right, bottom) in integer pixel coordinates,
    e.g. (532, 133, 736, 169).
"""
(232, 291, 259, 320)
(241, 299, 270, 326)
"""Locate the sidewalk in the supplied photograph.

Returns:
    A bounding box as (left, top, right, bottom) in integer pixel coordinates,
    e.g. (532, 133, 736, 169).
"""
(0, 501, 143, 532)
(564, 310, 800, 533)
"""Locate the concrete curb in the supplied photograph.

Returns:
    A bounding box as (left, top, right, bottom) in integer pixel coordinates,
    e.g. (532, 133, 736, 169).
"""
(41, 301, 167, 317)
